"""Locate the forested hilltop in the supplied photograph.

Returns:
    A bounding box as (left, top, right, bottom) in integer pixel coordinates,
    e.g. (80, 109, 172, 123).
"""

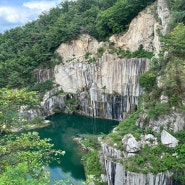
(0, 0, 156, 88)
(0, 0, 185, 184)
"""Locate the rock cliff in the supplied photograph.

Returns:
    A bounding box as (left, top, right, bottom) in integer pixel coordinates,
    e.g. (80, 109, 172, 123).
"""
(104, 161, 173, 185)
(31, 0, 170, 121)
(99, 140, 173, 185)
(29, 0, 180, 184)
(54, 54, 148, 120)
(109, 0, 170, 55)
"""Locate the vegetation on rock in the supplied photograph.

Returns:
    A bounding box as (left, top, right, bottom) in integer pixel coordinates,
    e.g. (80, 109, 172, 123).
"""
(104, 22, 185, 184)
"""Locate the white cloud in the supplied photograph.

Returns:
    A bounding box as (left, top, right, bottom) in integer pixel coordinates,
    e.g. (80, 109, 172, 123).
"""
(0, 0, 61, 32)
(23, 0, 60, 12)
(0, 6, 30, 24)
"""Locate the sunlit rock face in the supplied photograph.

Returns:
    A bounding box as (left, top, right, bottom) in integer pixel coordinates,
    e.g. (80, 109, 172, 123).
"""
(33, 0, 171, 121)
(54, 54, 148, 120)
(109, 4, 157, 53)
(56, 34, 101, 62)
(110, 0, 170, 56)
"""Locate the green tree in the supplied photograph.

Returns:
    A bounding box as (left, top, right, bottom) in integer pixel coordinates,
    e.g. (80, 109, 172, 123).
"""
(0, 88, 38, 133)
(139, 71, 156, 91)
(163, 23, 185, 59)
(0, 132, 64, 185)
(0, 88, 64, 184)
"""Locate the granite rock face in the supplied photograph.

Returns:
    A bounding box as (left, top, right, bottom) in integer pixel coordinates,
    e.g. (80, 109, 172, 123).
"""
(25, 55, 148, 121)
(157, 0, 170, 33)
(40, 86, 66, 116)
(136, 111, 185, 132)
(110, 0, 170, 55)
(105, 161, 173, 185)
(100, 140, 173, 185)
(140, 134, 158, 147)
(20, 87, 66, 120)
(54, 54, 148, 120)
(31, 0, 171, 122)
(56, 34, 101, 62)
(109, 4, 157, 53)
(19, 105, 45, 121)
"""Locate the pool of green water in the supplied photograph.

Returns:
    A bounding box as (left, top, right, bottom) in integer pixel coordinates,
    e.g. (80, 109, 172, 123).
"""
(35, 113, 118, 184)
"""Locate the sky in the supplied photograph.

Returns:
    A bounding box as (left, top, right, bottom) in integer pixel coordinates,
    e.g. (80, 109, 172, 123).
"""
(0, 0, 62, 33)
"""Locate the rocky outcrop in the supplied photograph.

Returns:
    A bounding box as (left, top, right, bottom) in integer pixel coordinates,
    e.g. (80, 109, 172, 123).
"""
(55, 54, 148, 95)
(157, 0, 170, 33)
(31, 0, 171, 122)
(56, 34, 101, 62)
(19, 105, 45, 121)
(30, 0, 171, 121)
(20, 86, 66, 120)
(122, 134, 140, 153)
(110, 0, 170, 55)
(109, 3, 157, 53)
(104, 161, 173, 185)
(136, 111, 185, 132)
(54, 54, 148, 120)
(99, 139, 123, 159)
(140, 134, 158, 147)
(161, 130, 179, 148)
(33, 68, 54, 83)
(40, 86, 65, 115)
(100, 140, 173, 185)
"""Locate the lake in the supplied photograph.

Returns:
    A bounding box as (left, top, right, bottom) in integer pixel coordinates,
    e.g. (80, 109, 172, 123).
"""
(35, 113, 118, 184)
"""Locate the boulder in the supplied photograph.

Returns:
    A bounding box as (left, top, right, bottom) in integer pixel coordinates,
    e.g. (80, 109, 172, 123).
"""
(122, 134, 140, 153)
(161, 130, 178, 148)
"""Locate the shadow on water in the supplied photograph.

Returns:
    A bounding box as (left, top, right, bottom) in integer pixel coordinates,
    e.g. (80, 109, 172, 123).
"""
(35, 113, 119, 184)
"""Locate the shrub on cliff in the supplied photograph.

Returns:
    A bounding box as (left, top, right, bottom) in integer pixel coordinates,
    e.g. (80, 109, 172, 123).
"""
(139, 71, 156, 92)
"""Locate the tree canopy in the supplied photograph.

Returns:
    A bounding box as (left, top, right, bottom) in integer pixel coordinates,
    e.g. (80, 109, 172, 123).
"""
(0, 0, 155, 88)
(0, 88, 64, 184)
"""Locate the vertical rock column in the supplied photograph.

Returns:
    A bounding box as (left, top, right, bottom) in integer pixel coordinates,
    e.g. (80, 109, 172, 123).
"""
(54, 55, 149, 120)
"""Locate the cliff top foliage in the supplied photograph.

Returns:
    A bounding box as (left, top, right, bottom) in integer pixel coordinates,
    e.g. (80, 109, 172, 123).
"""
(0, 0, 155, 89)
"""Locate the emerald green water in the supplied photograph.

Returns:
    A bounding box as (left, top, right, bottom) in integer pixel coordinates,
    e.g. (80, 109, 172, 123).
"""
(35, 113, 118, 184)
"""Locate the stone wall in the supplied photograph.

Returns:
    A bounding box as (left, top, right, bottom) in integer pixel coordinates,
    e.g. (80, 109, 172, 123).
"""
(54, 54, 148, 120)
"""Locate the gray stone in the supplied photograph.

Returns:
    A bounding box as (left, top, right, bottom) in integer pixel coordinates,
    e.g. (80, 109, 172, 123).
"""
(103, 160, 173, 185)
(54, 55, 148, 120)
(157, 0, 170, 33)
(33, 68, 54, 83)
(161, 130, 178, 148)
(122, 134, 140, 153)
(99, 138, 122, 158)
(137, 111, 185, 132)
(101, 174, 107, 182)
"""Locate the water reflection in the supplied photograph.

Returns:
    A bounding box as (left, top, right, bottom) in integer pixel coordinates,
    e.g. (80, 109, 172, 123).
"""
(35, 113, 118, 183)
